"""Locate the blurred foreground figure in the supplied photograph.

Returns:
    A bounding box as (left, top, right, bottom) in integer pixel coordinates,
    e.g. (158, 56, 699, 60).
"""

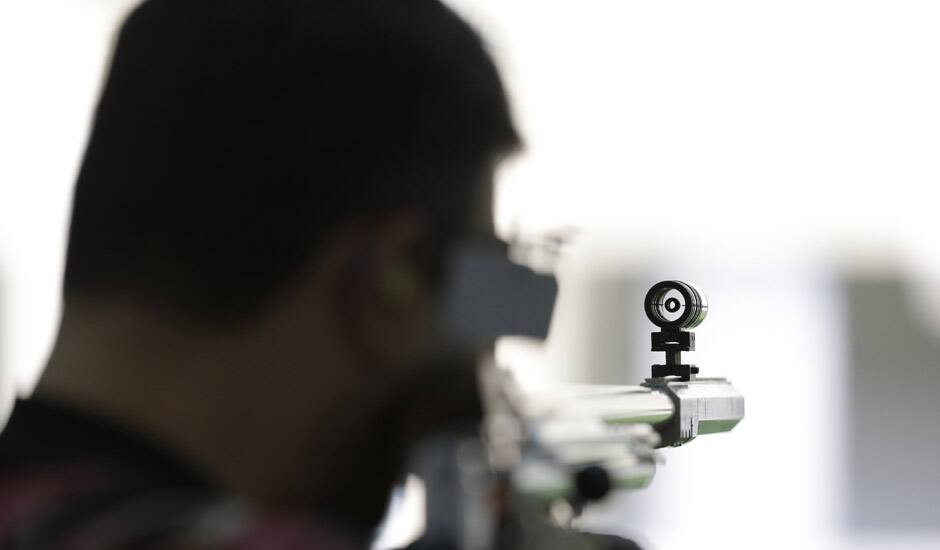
(0, 0, 520, 547)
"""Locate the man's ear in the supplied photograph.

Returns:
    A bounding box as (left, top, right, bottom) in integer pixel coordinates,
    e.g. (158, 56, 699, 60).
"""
(346, 212, 436, 365)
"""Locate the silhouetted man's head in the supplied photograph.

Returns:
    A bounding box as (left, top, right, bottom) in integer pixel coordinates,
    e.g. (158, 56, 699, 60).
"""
(45, 0, 518, 528)
(65, 0, 518, 322)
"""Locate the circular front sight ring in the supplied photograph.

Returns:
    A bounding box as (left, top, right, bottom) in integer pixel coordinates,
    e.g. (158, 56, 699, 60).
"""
(644, 280, 708, 329)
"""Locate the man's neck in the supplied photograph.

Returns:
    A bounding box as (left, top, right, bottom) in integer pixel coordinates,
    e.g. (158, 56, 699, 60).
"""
(36, 299, 384, 518)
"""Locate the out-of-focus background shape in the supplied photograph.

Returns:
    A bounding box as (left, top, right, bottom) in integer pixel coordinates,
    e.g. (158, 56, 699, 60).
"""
(2, 1, 939, 549)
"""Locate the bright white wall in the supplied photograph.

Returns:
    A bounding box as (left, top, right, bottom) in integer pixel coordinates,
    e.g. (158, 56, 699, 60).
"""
(0, 0, 140, 407)
(452, 0, 940, 274)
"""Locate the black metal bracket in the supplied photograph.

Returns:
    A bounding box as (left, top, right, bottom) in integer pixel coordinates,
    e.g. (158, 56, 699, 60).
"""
(650, 328, 699, 381)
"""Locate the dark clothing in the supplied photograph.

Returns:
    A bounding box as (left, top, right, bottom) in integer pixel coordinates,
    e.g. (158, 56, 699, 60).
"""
(0, 399, 362, 549)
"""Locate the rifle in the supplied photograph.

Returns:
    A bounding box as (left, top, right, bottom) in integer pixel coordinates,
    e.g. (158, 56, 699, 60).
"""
(411, 277, 744, 550)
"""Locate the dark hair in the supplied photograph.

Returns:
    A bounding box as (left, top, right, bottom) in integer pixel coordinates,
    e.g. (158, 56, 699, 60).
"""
(64, 0, 519, 322)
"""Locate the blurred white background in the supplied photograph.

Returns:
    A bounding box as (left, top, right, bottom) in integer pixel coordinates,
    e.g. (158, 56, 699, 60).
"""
(2, 1, 940, 549)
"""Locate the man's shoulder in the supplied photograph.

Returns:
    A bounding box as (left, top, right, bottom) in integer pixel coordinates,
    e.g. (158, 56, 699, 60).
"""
(0, 399, 366, 549)
(0, 398, 183, 547)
